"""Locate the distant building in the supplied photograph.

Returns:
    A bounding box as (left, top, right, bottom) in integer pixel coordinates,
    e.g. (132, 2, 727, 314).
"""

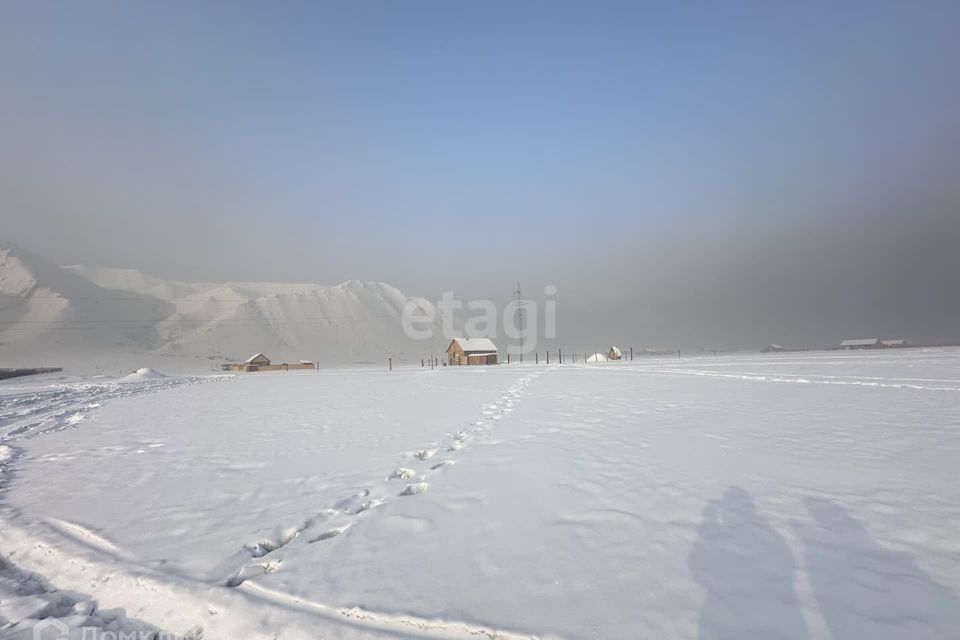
(881, 339, 910, 348)
(761, 344, 785, 353)
(840, 338, 881, 350)
(221, 353, 316, 372)
(0, 367, 63, 380)
(607, 346, 623, 360)
(447, 338, 498, 365)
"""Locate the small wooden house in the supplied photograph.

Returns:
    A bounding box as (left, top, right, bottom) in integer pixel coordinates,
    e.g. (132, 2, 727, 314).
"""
(607, 346, 623, 360)
(246, 353, 271, 366)
(447, 338, 498, 365)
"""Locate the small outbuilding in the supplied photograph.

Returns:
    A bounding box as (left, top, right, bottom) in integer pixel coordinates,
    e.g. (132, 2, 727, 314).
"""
(607, 346, 623, 360)
(881, 339, 909, 348)
(840, 338, 881, 350)
(222, 353, 316, 372)
(761, 344, 785, 353)
(447, 338, 498, 365)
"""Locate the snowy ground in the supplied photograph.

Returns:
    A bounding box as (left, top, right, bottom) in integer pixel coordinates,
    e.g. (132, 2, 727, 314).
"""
(2, 349, 959, 639)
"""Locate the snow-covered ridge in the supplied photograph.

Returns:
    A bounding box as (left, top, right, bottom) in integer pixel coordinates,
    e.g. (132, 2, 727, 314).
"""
(0, 243, 447, 370)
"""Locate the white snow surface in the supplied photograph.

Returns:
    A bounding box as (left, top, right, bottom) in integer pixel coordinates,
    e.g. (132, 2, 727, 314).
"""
(1, 349, 960, 638)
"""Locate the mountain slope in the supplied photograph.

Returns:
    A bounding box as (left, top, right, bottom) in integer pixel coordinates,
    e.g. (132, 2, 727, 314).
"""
(1, 244, 448, 371)
(0, 244, 174, 357)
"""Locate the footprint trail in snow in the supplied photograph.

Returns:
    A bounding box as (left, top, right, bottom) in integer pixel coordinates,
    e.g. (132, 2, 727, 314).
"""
(223, 369, 543, 587)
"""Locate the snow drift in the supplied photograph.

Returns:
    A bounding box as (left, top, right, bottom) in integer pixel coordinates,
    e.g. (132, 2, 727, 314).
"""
(118, 368, 169, 382)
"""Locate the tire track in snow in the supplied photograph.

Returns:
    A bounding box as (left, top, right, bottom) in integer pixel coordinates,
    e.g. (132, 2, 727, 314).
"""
(0, 376, 234, 498)
(613, 366, 960, 392)
(224, 369, 544, 588)
(5, 519, 547, 640)
(0, 376, 235, 442)
(2, 368, 538, 635)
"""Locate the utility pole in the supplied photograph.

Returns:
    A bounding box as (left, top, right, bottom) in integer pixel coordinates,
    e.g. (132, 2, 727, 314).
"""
(514, 281, 523, 363)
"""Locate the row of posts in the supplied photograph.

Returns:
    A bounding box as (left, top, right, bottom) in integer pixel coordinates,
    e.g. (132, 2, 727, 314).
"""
(397, 346, 690, 369)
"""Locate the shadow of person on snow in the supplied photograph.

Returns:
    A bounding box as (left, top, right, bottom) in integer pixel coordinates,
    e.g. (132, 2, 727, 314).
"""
(800, 497, 960, 640)
(688, 487, 808, 640)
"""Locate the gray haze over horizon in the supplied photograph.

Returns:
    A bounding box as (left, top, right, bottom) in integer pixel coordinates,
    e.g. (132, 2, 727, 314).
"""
(3, 1, 959, 350)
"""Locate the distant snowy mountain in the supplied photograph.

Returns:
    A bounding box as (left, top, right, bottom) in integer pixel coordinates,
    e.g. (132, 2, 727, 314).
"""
(0, 243, 448, 371)
(0, 245, 173, 356)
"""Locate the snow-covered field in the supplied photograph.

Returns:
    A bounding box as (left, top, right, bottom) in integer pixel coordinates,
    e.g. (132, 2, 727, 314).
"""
(2, 349, 959, 639)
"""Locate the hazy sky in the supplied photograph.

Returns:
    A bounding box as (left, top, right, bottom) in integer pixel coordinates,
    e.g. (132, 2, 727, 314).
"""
(3, 1, 959, 348)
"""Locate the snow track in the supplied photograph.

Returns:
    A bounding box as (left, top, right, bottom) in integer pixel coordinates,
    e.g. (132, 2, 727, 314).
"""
(0, 374, 233, 637)
(614, 365, 960, 391)
(223, 370, 543, 588)
(0, 375, 233, 442)
(3, 518, 546, 640)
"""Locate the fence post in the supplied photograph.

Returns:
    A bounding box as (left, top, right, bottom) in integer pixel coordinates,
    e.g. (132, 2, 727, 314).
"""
(546, 350, 550, 364)
(559, 348, 562, 364)
(389, 357, 393, 371)
(535, 352, 538, 364)
(630, 347, 633, 361)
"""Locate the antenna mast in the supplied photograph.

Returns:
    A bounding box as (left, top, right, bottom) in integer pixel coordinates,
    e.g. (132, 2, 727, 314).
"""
(515, 281, 523, 358)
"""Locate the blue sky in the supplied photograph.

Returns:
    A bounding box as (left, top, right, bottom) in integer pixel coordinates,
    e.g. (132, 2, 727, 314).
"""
(3, 1, 959, 345)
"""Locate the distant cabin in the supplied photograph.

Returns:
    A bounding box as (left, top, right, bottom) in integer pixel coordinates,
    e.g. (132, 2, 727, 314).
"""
(607, 346, 623, 360)
(840, 338, 881, 350)
(447, 338, 498, 365)
(881, 339, 909, 348)
(761, 344, 785, 353)
(221, 353, 316, 372)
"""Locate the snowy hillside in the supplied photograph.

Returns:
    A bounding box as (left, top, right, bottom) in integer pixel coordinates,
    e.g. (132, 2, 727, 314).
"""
(0, 244, 448, 371)
(0, 245, 173, 360)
